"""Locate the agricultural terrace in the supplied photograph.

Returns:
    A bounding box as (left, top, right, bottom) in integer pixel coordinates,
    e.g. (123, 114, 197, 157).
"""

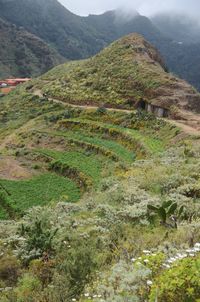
(0, 91, 179, 219)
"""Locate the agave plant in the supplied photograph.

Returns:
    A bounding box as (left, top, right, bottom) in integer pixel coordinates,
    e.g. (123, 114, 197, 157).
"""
(147, 201, 184, 228)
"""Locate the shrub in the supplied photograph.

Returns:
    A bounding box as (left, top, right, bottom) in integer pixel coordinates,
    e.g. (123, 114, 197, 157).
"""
(87, 260, 151, 302)
(14, 273, 42, 302)
(147, 201, 184, 228)
(0, 255, 21, 286)
(29, 259, 55, 286)
(96, 107, 107, 115)
(48, 235, 99, 301)
(149, 256, 200, 302)
(178, 183, 200, 199)
(19, 219, 58, 263)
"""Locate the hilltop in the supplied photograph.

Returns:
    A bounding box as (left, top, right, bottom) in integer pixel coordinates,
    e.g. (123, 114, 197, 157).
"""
(0, 18, 64, 78)
(32, 34, 200, 118)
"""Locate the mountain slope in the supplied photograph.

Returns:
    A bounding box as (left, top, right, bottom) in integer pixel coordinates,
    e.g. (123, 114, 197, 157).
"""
(1, 21, 200, 302)
(0, 0, 104, 60)
(0, 17, 64, 78)
(158, 42, 200, 93)
(151, 13, 200, 44)
(151, 13, 200, 91)
(0, 1, 168, 60)
(32, 34, 200, 116)
(86, 10, 167, 48)
(1, 0, 200, 91)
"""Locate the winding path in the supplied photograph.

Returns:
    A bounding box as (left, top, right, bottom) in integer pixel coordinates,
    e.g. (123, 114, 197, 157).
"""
(33, 90, 200, 136)
(33, 90, 132, 113)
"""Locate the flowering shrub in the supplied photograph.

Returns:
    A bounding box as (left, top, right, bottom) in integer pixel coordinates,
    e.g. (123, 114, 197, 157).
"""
(83, 260, 151, 302)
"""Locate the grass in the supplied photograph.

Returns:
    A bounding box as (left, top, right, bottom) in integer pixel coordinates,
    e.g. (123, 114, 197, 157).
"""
(37, 149, 103, 186)
(46, 130, 136, 162)
(0, 173, 80, 214)
(59, 118, 165, 154)
(0, 205, 9, 220)
(38, 34, 172, 108)
(0, 89, 63, 142)
(125, 128, 164, 153)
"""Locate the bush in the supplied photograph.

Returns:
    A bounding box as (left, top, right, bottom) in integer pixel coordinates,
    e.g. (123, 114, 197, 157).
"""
(14, 273, 42, 302)
(0, 255, 21, 286)
(86, 260, 151, 302)
(96, 107, 107, 115)
(19, 219, 58, 263)
(149, 256, 200, 302)
(40, 235, 100, 301)
(29, 259, 55, 286)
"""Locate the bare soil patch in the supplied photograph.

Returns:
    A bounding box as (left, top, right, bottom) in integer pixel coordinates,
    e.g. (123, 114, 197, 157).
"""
(0, 157, 33, 180)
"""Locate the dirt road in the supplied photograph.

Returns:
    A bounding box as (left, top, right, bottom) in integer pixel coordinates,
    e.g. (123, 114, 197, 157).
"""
(33, 90, 200, 136)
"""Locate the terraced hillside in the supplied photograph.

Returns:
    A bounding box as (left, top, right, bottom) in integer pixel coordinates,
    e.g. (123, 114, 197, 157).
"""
(0, 34, 198, 219)
(1, 35, 200, 302)
(1, 84, 200, 302)
(0, 86, 178, 219)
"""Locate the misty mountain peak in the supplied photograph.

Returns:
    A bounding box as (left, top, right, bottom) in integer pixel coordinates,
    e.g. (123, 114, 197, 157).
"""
(114, 8, 139, 23)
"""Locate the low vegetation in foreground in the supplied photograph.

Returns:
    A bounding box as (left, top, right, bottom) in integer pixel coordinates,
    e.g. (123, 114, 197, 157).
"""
(0, 89, 200, 302)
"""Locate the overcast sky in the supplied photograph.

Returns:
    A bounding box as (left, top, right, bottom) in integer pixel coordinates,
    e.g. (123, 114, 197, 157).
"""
(59, 0, 200, 18)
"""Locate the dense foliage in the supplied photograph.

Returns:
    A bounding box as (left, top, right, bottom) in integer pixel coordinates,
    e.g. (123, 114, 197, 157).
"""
(0, 17, 63, 79)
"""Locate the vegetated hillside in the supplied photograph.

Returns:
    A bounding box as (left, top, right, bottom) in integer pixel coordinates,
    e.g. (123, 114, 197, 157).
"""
(151, 13, 200, 91)
(33, 34, 200, 116)
(0, 0, 104, 60)
(1, 63, 200, 300)
(86, 10, 166, 49)
(159, 42, 200, 93)
(0, 0, 166, 60)
(0, 0, 177, 61)
(1, 0, 200, 91)
(0, 18, 64, 78)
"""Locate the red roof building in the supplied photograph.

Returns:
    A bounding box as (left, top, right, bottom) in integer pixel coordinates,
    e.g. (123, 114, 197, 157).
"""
(6, 78, 31, 85)
(0, 78, 31, 87)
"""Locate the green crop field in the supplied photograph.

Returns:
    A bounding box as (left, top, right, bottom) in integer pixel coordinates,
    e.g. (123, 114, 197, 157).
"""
(37, 150, 103, 186)
(0, 102, 178, 220)
(0, 204, 9, 220)
(0, 92, 157, 221)
(0, 173, 80, 214)
(49, 130, 136, 162)
(59, 118, 165, 154)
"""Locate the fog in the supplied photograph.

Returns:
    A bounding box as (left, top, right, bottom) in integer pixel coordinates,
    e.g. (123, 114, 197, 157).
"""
(60, 0, 200, 19)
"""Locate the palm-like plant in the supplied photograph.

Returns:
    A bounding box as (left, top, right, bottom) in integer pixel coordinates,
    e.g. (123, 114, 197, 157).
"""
(147, 201, 184, 228)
